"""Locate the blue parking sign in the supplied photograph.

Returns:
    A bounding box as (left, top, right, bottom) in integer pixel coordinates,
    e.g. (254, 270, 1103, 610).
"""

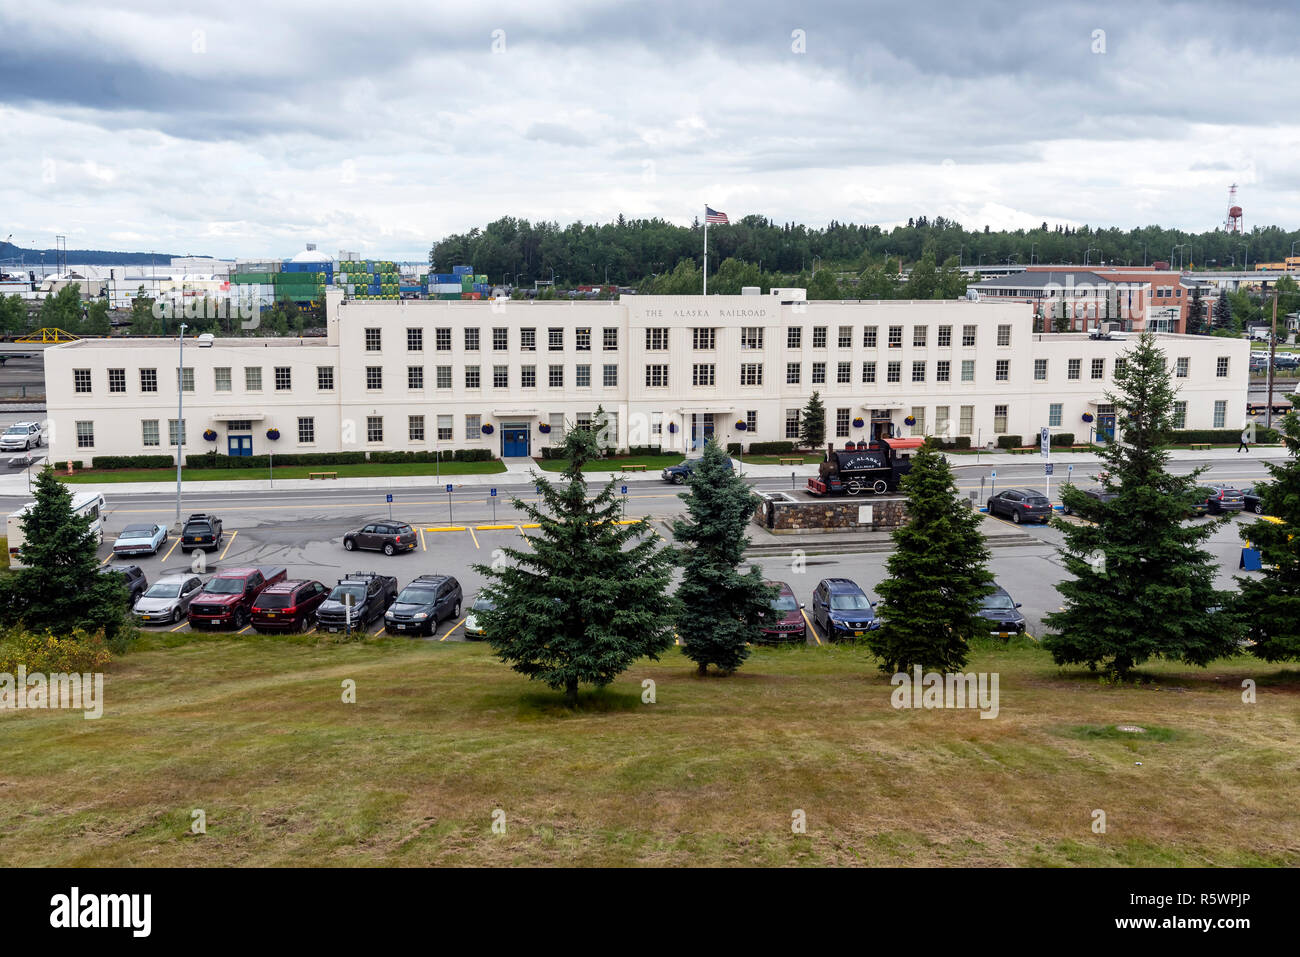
(490, 488, 497, 497)
(445, 484, 453, 493)
(621, 485, 628, 494)
(386, 493, 393, 503)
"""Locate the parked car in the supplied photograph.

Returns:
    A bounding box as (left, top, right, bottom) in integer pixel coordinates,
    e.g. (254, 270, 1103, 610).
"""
(976, 585, 1027, 637)
(986, 488, 1053, 524)
(112, 522, 167, 557)
(181, 513, 223, 551)
(1060, 487, 1116, 516)
(464, 593, 494, 639)
(132, 574, 205, 625)
(188, 566, 287, 628)
(384, 574, 463, 636)
(0, 421, 43, 451)
(757, 580, 806, 643)
(1241, 485, 1267, 515)
(661, 456, 733, 485)
(1273, 354, 1299, 371)
(250, 579, 330, 633)
(1192, 485, 1245, 515)
(97, 564, 147, 606)
(315, 572, 399, 633)
(342, 522, 418, 556)
(810, 577, 878, 640)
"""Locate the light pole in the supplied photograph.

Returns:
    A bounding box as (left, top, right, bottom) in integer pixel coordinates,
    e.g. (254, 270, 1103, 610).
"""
(1029, 242, 1037, 265)
(175, 322, 187, 524)
(1085, 247, 1100, 266)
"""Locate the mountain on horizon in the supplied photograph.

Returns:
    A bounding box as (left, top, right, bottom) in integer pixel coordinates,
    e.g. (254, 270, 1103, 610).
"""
(0, 241, 199, 267)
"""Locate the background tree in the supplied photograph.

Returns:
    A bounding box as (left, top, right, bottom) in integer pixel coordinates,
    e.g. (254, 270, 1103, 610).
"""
(1186, 286, 1205, 335)
(1212, 289, 1232, 330)
(1235, 412, 1300, 661)
(0, 294, 28, 336)
(471, 423, 679, 705)
(129, 285, 158, 334)
(0, 467, 128, 642)
(84, 299, 111, 336)
(1044, 333, 1240, 675)
(799, 391, 826, 449)
(672, 439, 777, 675)
(39, 283, 82, 332)
(866, 441, 994, 674)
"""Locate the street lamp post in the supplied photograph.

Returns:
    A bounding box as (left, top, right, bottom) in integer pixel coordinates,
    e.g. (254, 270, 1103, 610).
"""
(1029, 242, 1037, 265)
(175, 322, 187, 524)
(1085, 247, 1100, 266)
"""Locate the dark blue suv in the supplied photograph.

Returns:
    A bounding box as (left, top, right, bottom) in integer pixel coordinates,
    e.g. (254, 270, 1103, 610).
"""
(810, 578, 878, 640)
(661, 455, 734, 485)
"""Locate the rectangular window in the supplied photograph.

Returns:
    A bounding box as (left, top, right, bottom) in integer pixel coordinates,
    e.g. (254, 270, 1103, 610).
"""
(910, 407, 926, 437)
(436, 328, 452, 351)
(168, 418, 186, 446)
(76, 420, 94, 448)
(1049, 403, 1063, 428)
(836, 408, 851, 438)
(645, 328, 668, 350)
(141, 419, 159, 447)
(740, 363, 763, 386)
(436, 415, 452, 441)
(465, 327, 480, 351)
(912, 360, 926, 383)
(997, 324, 1011, 347)
(812, 361, 826, 384)
(466, 415, 482, 440)
(961, 359, 974, 382)
(1213, 399, 1226, 428)
(1172, 401, 1187, 429)
(521, 328, 536, 351)
(962, 325, 976, 347)
(549, 364, 564, 387)
(785, 409, 801, 439)
(1091, 358, 1105, 380)
(1175, 357, 1189, 378)
(935, 406, 950, 436)
(993, 405, 1008, 434)
(366, 366, 383, 390)
(140, 368, 157, 392)
(913, 326, 927, 348)
(888, 325, 903, 348)
(887, 361, 901, 383)
(226, 420, 251, 432)
(493, 327, 508, 351)
(787, 327, 802, 349)
(436, 365, 452, 389)
(176, 368, 194, 393)
(812, 326, 827, 348)
(959, 405, 974, 435)
(213, 367, 231, 392)
(107, 368, 126, 393)
(936, 360, 951, 382)
(407, 327, 423, 352)
(409, 415, 426, 441)
(546, 328, 563, 351)
(837, 361, 851, 384)
(312, 367, 331, 393)
(73, 369, 92, 393)
(1034, 358, 1047, 381)
(1216, 356, 1229, 377)
(575, 328, 591, 351)
(741, 327, 763, 350)
(1067, 358, 1081, 380)
(521, 365, 536, 388)
(405, 366, 423, 390)
(690, 364, 712, 387)
(298, 417, 315, 444)
(465, 366, 480, 389)
(995, 359, 1009, 382)
(786, 362, 801, 385)
(746, 410, 757, 434)
(1114, 358, 1127, 377)
(365, 328, 381, 351)
(863, 325, 878, 348)
(245, 366, 261, 391)
(576, 364, 591, 387)
(937, 325, 952, 348)
(603, 327, 618, 351)
(838, 326, 853, 349)
(692, 328, 716, 350)
(862, 361, 877, 384)
(603, 364, 618, 387)
(366, 416, 383, 443)
(493, 365, 508, 389)
(275, 366, 291, 391)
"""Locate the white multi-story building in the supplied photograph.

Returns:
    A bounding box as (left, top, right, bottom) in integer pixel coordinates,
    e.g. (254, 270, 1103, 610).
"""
(42, 289, 1249, 462)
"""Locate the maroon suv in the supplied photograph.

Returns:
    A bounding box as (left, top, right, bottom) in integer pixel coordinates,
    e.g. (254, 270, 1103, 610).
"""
(758, 580, 807, 643)
(251, 580, 330, 633)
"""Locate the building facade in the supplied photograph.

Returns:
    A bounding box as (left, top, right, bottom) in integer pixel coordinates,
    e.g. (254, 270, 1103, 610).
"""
(975, 265, 1198, 333)
(43, 290, 1250, 462)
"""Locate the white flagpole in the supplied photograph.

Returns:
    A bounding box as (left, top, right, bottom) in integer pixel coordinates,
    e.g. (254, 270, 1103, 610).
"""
(703, 206, 708, 295)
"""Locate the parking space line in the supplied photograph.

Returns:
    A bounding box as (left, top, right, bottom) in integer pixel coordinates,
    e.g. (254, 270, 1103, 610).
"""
(304, 627, 316, 635)
(439, 616, 466, 641)
(100, 552, 112, 565)
(160, 536, 181, 562)
(371, 621, 385, 636)
(801, 609, 821, 646)
(419, 528, 427, 552)
(236, 624, 251, 635)
(169, 622, 188, 632)
(468, 527, 480, 549)
(219, 530, 238, 560)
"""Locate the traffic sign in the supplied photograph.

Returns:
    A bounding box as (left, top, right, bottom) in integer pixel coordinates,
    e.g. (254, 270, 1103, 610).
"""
(490, 488, 497, 497)
(621, 485, 628, 495)
(385, 493, 393, 503)
(1040, 427, 1050, 458)
(991, 470, 996, 478)
(1045, 463, 1054, 475)
(445, 484, 453, 493)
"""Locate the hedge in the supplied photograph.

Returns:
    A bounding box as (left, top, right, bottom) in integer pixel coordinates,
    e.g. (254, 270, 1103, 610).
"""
(91, 454, 175, 470)
(726, 442, 743, 455)
(1171, 428, 1278, 445)
(748, 440, 797, 455)
(1049, 433, 1076, 447)
(182, 449, 497, 469)
(935, 436, 972, 450)
(996, 435, 1024, 450)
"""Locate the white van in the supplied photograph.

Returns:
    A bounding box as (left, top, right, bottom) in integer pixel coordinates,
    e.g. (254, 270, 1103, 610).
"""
(6, 491, 107, 568)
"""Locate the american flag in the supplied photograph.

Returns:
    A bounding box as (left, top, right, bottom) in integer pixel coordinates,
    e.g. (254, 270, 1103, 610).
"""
(705, 206, 729, 224)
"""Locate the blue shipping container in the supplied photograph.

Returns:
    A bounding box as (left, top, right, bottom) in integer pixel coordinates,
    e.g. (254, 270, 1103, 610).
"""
(453, 265, 473, 275)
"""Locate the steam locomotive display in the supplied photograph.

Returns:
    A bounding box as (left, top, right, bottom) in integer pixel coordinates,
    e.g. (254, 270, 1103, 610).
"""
(805, 436, 925, 496)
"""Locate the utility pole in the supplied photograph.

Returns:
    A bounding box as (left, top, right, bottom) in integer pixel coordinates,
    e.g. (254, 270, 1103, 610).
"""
(1266, 289, 1279, 431)
(175, 322, 187, 523)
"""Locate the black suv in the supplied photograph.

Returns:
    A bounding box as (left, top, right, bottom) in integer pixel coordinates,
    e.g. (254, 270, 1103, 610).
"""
(384, 575, 463, 636)
(661, 456, 733, 485)
(97, 564, 148, 605)
(987, 488, 1053, 524)
(315, 572, 399, 633)
(181, 513, 224, 551)
(342, 522, 418, 556)
(1192, 486, 1245, 515)
(1060, 487, 1116, 516)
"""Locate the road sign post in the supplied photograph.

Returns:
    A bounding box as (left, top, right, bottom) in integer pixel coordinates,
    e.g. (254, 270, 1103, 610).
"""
(621, 483, 628, 519)
(990, 469, 997, 500)
(446, 484, 454, 524)
(386, 492, 393, 520)
(490, 487, 497, 523)
(1045, 462, 1053, 501)
(1040, 426, 1050, 458)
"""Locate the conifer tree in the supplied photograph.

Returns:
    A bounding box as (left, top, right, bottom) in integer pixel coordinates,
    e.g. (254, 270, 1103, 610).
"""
(799, 391, 826, 449)
(1044, 333, 1240, 675)
(471, 420, 678, 705)
(1235, 412, 1300, 661)
(0, 466, 128, 640)
(673, 439, 777, 674)
(866, 441, 994, 674)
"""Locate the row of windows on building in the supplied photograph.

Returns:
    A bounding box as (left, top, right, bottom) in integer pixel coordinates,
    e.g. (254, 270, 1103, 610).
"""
(70, 352, 1230, 398)
(367, 323, 1011, 354)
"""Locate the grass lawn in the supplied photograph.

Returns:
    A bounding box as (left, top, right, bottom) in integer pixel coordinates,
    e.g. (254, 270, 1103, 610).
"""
(57, 460, 507, 484)
(2, 635, 1296, 866)
(741, 453, 824, 465)
(534, 453, 684, 472)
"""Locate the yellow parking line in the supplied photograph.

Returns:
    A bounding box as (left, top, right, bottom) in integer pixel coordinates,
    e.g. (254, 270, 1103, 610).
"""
(425, 526, 465, 532)
(516, 524, 528, 538)
(219, 530, 238, 560)
(170, 621, 188, 632)
(440, 616, 467, 641)
(468, 527, 480, 549)
(160, 536, 181, 561)
(100, 552, 112, 565)
(802, 609, 821, 646)
(419, 528, 427, 552)
(520, 523, 541, 529)
(304, 627, 316, 635)
(236, 624, 251, 635)
(371, 621, 386, 636)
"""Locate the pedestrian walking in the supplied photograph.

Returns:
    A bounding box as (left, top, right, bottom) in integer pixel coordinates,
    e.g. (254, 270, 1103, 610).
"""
(1237, 428, 1251, 453)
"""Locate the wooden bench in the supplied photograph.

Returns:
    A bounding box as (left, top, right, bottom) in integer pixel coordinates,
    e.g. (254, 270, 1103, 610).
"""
(308, 471, 338, 480)
(1188, 444, 1211, 451)
(622, 464, 647, 472)
(779, 457, 804, 466)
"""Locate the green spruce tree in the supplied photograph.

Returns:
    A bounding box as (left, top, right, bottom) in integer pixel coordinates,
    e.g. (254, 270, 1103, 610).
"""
(1044, 333, 1240, 675)
(0, 466, 128, 641)
(672, 439, 777, 674)
(799, 391, 826, 449)
(866, 441, 994, 674)
(1235, 412, 1300, 661)
(471, 423, 679, 705)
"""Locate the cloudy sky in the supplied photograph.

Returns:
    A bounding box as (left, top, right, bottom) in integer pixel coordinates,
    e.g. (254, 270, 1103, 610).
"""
(2, 0, 1296, 261)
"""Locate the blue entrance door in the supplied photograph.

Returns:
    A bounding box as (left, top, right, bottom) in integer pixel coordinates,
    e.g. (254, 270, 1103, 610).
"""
(228, 435, 252, 456)
(502, 425, 529, 457)
(1096, 414, 1116, 443)
(691, 413, 715, 451)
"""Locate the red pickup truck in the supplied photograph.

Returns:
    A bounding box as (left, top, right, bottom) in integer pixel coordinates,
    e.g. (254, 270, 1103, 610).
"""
(187, 566, 288, 629)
